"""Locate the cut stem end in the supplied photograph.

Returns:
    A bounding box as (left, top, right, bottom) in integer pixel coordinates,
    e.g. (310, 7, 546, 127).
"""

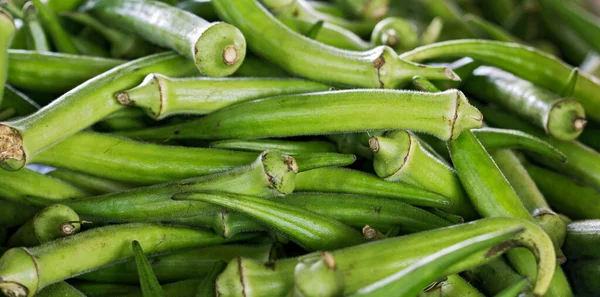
(222, 45, 239, 66)
(573, 118, 587, 131)
(0, 125, 25, 171)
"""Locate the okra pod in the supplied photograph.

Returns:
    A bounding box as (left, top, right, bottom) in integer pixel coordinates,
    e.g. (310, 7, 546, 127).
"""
(132, 240, 166, 297)
(295, 167, 452, 208)
(0, 52, 197, 171)
(540, 0, 600, 54)
(562, 220, 600, 260)
(121, 279, 202, 297)
(7, 49, 125, 93)
(31, 0, 78, 54)
(464, 66, 587, 141)
(493, 278, 529, 297)
(290, 252, 344, 297)
(23, 2, 50, 52)
(0, 223, 251, 297)
(118, 89, 483, 142)
(173, 210, 267, 238)
(464, 14, 521, 43)
(564, 259, 600, 297)
(177, 0, 219, 21)
(334, 0, 389, 20)
(87, 0, 246, 77)
(7, 204, 80, 247)
(0, 166, 86, 204)
(47, 169, 134, 195)
(0, 200, 38, 228)
(422, 275, 485, 297)
(401, 39, 600, 122)
(175, 191, 366, 251)
(210, 139, 337, 154)
(233, 54, 290, 78)
(370, 17, 418, 53)
(327, 133, 374, 160)
(579, 123, 600, 151)
(69, 281, 140, 297)
(195, 261, 227, 297)
(117, 75, 330, 120)
(36, 282, 86, 297)
(214, 0, 457, 88)
(0, 8, 14, 105)
(463, 258, 524, 296)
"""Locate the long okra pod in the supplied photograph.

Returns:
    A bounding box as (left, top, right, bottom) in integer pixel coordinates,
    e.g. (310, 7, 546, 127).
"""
(195, 261, 227, 297)
(31, 0, 78, 54)
(118, 89, 483, 142)
(7, 50, 125, 93)
(562, 220, 600, 260)
(463, 258, 524, 296)
(422, 275, 486, 297)
(132, 241, 166, 297)
(464, 66, 586, 141)
(212, 0, 457, 88)
(0, 223, 252, 297)
(472, 128, 566, 162)
(210, 139, 337, 154)
(7, 204, 80, 247)
(0, 52, 197, 171)
(215, 217, 555, 297)
(0, 9, 14, 105)
(86, 0, 246, 77)
(22, 2, 50, 52)
(400, 40, 600, 122)
(0, 200, 38, 228)
(117, 75, 330, 120)
(540, 0, 600, 53)
(47, 169, 134, 195)
(0, 166, 86, 203)
(172, 210, 267, 238)
(36, 282, 86, 297)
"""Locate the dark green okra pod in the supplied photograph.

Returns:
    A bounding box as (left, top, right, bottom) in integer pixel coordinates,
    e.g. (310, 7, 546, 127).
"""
(564, 259, 600, 297)
(213, 0, 458, 88)
(400, 39, 600, 122)
(0, 200, 38, 228)
(118, 89, 483, 142)
(120, 279, 202, 297)
(210, 139, 337, 154)
(334, 0, 389, 20)
(31, 0, 78, 54)
(117, 75, 330, 120)
(173, 210, 267, 238)
(463, 258, 524, 296)
(195, 261, 227, 297)
(68, 281, 141, 297)
(464, 66, 587, 141)
(0, 166, 86, 204)
(36, 282, 86, 297)
(540, 0, 600, 54)
(132, 240, 166, 297)
(562, 220, 600, 260)
(0, 9, 14, 105)
(0, 52, 197, 171)
(0, 223, 252, 297)
(289, 252, 344, 297)
(7, 204, 81, 247)
(47, 169, 134, 195)
(86, 0, 246, 77)
(23, 2, 50, 52)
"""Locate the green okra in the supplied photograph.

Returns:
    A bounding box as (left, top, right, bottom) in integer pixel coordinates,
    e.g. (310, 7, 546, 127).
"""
(369, 130, 479, 220)
(194, 261, 227, 297)
(464, 14, 521, 43)
(71, 35, 109, 58)
(463, 258, 524, 296)
(47, 169, 135, 195)
(233, 54, 290, 78)
(53, 151, 297, 222)
(562, 220, 600, 260)
(7, 204, 81, 247)
(32, 132, 351, 185)
(290, 18, 371, 51)
(1, 1, 23, 19)
(175, 191, 365, 251)
(77, 243, 274, 284)
(6, 49, 125, 94)
(0, 52, 197, 171)
(214, 0, 458, 88)
(0, 200, 38, 228)
(412, 75, 440, 92)
(215, 217, 555, 297)
(23, 2, 50, 52)
(41, 0, 84, 13)
(0, 166, 86, 204)
(36, 282, 87, 297)
(118, 89, 483, 142)
(493, 278, 529, 297)
(69, 281, 140, 297)
(540, 0, 600, 54)
(421, 275, 485, 297)
(400, 39, 600, 122)
(173, 210, 267, 238)
(117, 75, 330, 120)
(0, 223, 251, 297)
(327, 133, 374, 160)
(334, 0, 388, 20)
(289, 252, 344, 297)
(177, 0, 219, 21)
(305, 1, 345, 17)
(540, 8, 591, 66)
(464, 66, 587, 141)
(31, 0, 78, 54)
(371, 17, 418, 53)
(348, 227, 524, 297)
(0, 8, 14, 106)
(86, 0, 246, 77)
(295, 167, 452, 208)
(210, 139, 337, 154)
(564, 259, 600, 297)
(132, 241, 166, 297)
(120, 279, 202, 297)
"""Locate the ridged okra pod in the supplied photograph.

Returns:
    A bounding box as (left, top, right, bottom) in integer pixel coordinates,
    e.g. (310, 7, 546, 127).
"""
(464, 66, 586, 141)
(86, 0, 246, 77)
(0, 52, 197, 171)
(400, 39, 600, 122)
(370, 130, 478, 220)
(31, 0, 78, 54)
(463, 258, 524, 296)
(117, 75, 330, 120)
(0, 86, 39, 118)
(0, 9, 14, 105)
(119, 89, 483, 142)
(57, 151, 297, 222)
(47, 169, 134, 195)
(289, 252, 344, 297)
(0, 223, 251, 297)
(7, 204, 80, 247)
(334, 0, 389, 20)
(0, 200, 38, 228)
(210, 139, 337, 154)
(212, 0, 458, 88)
(0, 166, 86, 203)
(215, 217, 555, 297)
(562, 220, 600, 260)
(7, 49, 125, 93)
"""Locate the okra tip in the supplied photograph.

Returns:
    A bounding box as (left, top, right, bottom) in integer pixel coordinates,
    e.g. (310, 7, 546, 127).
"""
(194, 22, 247, 77)
(0, 125, 25, 171)
(60, 222, 77, 236)
(452, 91, 484, 140)
(546, 98, 587, 140)
(116, 74, 164, 119)
(261, 150, 298, 195)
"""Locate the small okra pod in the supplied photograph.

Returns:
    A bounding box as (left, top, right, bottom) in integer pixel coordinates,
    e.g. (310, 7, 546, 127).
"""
(564, 259, 600, 297)
(7, 49, 125, 94)
(86, 0, 246, 77)
(22, 2, 50, 52)
(334, 0, 388, 20)
(47, 169, 135, 195)
(370, 17, 418, 53)
(562, 220, 600, 260)
(0, 200, 38, 228)
(400, 39, 600, 122)
(464, 66, 587, 141)
(289, 253, 344, 297)
(0, 52, 197, 171)
(214, 0, 458, 89)
(132, 241, 167, 297)
(174, 191, 366, 251)
(117, 75, 330, 120)
(294, 167, 452, 208)
(0, 223, 252, 297)
(493, 278, 529, 297)
(348, 227, 524, 297)
(35, 282, 86, 297)
(7, 204, 81, 247)
(463, 258, 523, 296)
(210, 139, 338, 154)
(0, 166, 86, 204)
(0, 8, 14, 105)
(31, 0, 78, 54)
(59, 151, 297, 222)
(369, 130, 479, 220)
(118, 89, 483, 142)
(195, 261, 227, 297)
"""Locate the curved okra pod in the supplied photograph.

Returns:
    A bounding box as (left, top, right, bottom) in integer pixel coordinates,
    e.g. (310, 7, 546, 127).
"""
(564, 259, 600, 297)
(118, 89, 483, 142)
(464, 66, 587, 141)
(348, 227, 524, 297)
(7, 204, 81, 247)
(7, 49, 125, 93)
(132, 241, 166, 297)
(562, 220, 600, 260)
(117, 75, 330, 120)
(86, 0, 246, 77)
(0, 166, 86, 204)
(213, 0, 457, 88)
(370, 17, 418, 53)
(0, 52, 197, 171)
(77, 243, 274, 284)
(334, 0, 388, 20)
(47, 169, 134, 195)
(36, 282, 86, 297)
(23, 2, 50, 52)
(0, 200, 38, 228)
(400, 39, 600, 122)
(174, 191, 365, 251)
(31, 0, 78, 54)
(295, 167, 452, 208)
(0, 223, 252, 297)
(369, 130, 479, 220)
(210, 139, 337, 154)
(195, 261, 227, 297)
(0, 9, 14, 105)
(58, 151, 297, 222)
(215, 217, 555, 297)
(289, 253, 344, 297)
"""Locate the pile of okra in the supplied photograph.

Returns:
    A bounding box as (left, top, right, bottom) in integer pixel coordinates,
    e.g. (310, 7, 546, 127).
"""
(1, 0, 600, 296)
